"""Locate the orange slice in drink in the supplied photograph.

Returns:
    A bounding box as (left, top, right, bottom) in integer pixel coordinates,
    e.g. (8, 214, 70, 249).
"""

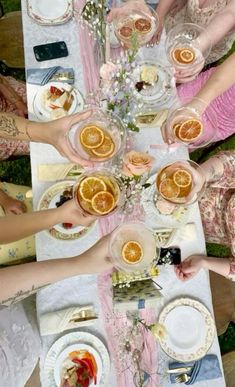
(173, 123, 182, 138)
(122, 240, 143, 264)
(173, 169, 192, 188)
(172, 48, 195, 64)
(79, 177, 107, 202)
(91, 136, 115, 158)
(134, 18, 151, 34)
(179, 48, 195, 64)
(178, 119, 203, 142)
(91, 191, 115, 215)
(80, 125, 105, 149)
(159, 178, 180, 200)
(119, 25, 133, 38)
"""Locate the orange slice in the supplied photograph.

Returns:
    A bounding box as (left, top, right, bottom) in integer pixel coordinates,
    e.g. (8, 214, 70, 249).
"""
(91, 136, 115, 158)
(91, 191, 115, 215)
(122, 240, 143, 264)
(173, 123, 182, 138)
(79, 176, 107, 202)
(179, 48, 195, 64)
(119, 25, 133, 38)
(134, 18, 151, 34)
(80, 125, 105, 149)
(178, 119, 203, 142)
(173, 169, 192, 188)
(171, 48, 195, 64)
(159, 178, 180, 200)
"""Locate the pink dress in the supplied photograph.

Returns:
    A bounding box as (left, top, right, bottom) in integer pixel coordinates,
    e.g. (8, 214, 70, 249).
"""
(0, 76, 29, 160)
(177, 67, 235, 142)
(198, 151, 235, 279)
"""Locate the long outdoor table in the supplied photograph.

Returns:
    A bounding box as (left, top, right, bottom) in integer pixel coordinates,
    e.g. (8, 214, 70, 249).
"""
(21, 1, 225, 386)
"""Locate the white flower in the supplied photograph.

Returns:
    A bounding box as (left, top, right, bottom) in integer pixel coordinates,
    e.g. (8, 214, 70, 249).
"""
(150, 323, 167, 340)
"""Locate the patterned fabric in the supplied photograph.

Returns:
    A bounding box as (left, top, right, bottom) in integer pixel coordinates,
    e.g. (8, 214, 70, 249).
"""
(0, 76, 29, 160)
(0, 182, 35, 265)
(198, 151, 235, 280)
(165, 0, 235, 64)
(177, 67, 235, 143)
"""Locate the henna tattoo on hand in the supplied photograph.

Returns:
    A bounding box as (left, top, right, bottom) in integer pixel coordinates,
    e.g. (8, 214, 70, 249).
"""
(0, 115, 24, 138)
(0, 283, 51, 306)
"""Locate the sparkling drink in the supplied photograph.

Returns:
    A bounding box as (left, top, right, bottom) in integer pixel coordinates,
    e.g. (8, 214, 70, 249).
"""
(156, 160, 206, 205)
(74, 171, 122, 217)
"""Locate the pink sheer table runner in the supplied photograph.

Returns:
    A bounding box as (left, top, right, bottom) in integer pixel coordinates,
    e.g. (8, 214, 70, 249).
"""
(74, 5, 160, 385)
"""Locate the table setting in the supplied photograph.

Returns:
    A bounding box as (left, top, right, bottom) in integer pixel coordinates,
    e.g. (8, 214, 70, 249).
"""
(20, 0, 226, 386)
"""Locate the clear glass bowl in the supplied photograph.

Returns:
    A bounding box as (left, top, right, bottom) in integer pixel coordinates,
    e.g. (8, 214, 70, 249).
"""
(73, 169, 124, 217)
(113, 5, 159, 48)
(155, 159, 207, 206)
(165, 23, 211, 72)
(68, 107, 126, 163)
(109, 221, 158, 272)
(163, 98, 217, 148)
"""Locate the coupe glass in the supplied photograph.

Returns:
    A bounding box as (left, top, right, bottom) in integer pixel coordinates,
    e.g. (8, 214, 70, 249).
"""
(113, 5, 159, 48)
(109, 221, 158, 272)
(162, 98, 217, 148)
(165, 23, 211, 76)
(68, 107, 126, 163)
(156, 160, 206, 206)
(73, 170, 123, 217)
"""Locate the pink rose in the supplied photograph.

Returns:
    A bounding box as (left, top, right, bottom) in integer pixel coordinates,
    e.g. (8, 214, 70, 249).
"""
(122, 151, 155, 177)
(100, 61, 118, 81)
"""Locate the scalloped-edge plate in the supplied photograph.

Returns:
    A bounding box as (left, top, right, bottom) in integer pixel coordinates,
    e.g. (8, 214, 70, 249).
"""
(158, 297, 215, 362)
(44, 332, 110, 387)
(27, 0, 73, 25)
(37, 180, 97, 241)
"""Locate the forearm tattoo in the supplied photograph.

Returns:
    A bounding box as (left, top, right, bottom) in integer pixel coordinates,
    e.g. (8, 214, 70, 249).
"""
(0, 114, 24, 138)
(0, 283, 51, 306)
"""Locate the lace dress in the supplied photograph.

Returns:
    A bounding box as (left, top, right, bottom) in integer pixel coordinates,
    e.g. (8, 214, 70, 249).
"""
(0, 76, 29, 160)
(165, 0, 235, 64)
(0, 297, 41, 387)
(198, 151, 235, 280)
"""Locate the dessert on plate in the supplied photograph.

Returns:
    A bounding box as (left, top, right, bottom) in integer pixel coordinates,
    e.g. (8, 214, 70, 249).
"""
(41, 85, 74, 119)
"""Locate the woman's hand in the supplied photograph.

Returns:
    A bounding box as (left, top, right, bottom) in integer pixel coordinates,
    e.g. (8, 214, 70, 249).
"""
(56, 199, 96, 228)
(175, 255, 206, 281)
(107, 0, 150, 23)
(30, 110, 94, 167)
(0, 189, 27, 215)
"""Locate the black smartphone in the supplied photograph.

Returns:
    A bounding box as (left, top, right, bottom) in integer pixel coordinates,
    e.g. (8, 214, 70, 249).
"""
(33, 41, 68, 62)
(158, 247, 181, 265)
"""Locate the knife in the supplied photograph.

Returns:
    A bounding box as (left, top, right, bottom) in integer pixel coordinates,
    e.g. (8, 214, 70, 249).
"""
(167, 366, 192, 374)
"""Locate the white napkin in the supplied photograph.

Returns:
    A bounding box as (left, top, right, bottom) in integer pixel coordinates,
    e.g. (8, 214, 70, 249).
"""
(135, 109, 169, 128)
(39, 305, 97, 336)
(175, 223, 197, 243)
(38, 163, 83, 181)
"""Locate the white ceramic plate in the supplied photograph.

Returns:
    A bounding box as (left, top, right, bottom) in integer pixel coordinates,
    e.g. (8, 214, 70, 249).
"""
(27, 0, 73, 25)
(44, 332, 110, 387)
(140, 174, 191, 229)
(54, 343, 102, 386)
(37, 180, 97, 241)
(33, 82, 84, 122)
(132, 61, 174, 107)
(159, 298, 215, 362)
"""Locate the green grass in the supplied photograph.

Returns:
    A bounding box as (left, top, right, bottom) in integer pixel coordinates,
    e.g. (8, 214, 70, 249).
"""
(1, 0, 235, 354)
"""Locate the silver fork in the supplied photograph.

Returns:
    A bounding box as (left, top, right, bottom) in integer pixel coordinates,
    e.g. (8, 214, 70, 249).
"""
(175, 373, 191, 383)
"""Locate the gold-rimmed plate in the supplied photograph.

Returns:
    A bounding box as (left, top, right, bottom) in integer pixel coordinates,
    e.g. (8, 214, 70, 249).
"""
(158, 297, 215, 362)
(37, 180, 96, 241)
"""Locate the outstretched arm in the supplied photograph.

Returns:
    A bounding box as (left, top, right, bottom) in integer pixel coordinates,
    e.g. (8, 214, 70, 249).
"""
(0, 235, 112, 306)
(0, 110, 92, 165)
(175, 255, 231, 281)
(198, 0, 235, 54)
(0, 199, 95, 244)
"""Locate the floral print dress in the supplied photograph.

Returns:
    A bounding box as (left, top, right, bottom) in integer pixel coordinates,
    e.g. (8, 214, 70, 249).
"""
(0, 76, 29, 160)
(165, 0, 235, 64)
(199, 151, 235, 280)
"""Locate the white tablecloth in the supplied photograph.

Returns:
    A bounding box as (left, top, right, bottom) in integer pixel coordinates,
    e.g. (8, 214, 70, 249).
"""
(21, 1, 225, 386)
